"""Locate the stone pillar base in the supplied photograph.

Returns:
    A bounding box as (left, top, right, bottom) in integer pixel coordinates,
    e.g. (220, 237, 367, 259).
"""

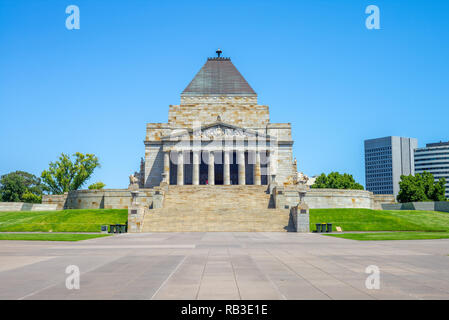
(128, 191, 144, 233)
(291, 202, 310, 233)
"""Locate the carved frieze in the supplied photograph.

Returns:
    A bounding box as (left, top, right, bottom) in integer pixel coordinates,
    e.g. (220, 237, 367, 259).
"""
(193, 126, 255, 139)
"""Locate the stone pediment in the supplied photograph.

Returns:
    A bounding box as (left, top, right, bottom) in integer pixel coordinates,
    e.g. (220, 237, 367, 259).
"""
(160, 121, 271, 141)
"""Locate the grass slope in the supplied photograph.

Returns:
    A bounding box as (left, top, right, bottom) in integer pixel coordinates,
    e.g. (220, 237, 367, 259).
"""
(1, 208, 449, 236)
(309, 208, 449, 232)
(0, 233, 111, 241)
(325, 232, 449, 241)
(0, 209, 127, 232)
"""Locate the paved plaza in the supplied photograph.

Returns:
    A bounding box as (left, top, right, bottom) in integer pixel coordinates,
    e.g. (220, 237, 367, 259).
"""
(0, 233, 448, 300)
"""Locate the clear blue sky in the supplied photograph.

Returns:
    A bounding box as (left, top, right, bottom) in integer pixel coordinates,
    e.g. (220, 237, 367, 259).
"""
(1, 0, 448, 189)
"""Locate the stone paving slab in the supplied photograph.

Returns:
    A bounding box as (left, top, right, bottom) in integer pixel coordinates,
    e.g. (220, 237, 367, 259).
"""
(0, 233, 448, 299)
(0, 256, 55, 273)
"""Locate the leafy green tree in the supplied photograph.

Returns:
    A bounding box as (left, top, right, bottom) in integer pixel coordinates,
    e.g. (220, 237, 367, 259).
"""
(0, 171, 44, 202)
(432, 177, 447, 201)
(88, 182, 106, 190)
(21, 191, 42, 204)
(397, 172, 446, 203)
(311, 172, 364, 190)
(396, 174, 426, 202)
(41, 153, 100, 194)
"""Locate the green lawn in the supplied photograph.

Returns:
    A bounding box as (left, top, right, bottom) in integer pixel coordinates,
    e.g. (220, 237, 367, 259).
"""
(0, 209, 127, 232)
(310, 208, 449, 232)
(324, 232, 449, 241)
(0, 233, 111, 241)
(1, 207, 449, 241)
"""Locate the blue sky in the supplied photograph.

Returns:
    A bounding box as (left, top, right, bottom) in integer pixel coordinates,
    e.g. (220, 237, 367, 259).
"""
(1, 0, 448, 189)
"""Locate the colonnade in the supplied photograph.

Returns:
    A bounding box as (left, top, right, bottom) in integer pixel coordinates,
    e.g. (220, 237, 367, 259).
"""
(163, 150, 267, 186)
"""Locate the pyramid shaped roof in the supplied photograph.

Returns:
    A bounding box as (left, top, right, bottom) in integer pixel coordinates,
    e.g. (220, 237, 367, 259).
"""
(182, 57, 256, 96)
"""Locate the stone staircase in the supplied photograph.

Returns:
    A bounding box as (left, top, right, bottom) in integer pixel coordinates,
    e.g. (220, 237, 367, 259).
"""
(141, 185, 293, 232)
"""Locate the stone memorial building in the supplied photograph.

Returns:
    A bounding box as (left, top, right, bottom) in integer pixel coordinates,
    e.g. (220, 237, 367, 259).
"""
(142, 51, 295, 188)
(43, 50, 395, 232)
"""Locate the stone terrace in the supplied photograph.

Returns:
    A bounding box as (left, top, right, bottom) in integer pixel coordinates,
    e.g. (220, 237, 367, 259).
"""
(0, 233, 449, 299)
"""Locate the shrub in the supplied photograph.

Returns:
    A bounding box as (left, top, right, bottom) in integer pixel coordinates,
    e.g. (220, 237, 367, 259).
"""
(88, 182, 106, 190)
(311, 172, 364, 190)
(21, 191, 42, 203)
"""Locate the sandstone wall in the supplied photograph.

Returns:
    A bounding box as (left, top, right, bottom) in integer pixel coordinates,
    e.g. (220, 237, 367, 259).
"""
(275, 144, 295, 185)
(0, 202, 58, 212)
(144, 144, 164, 188)
(267, 123, 292, 142)
(43, 189, 155, 210)
(43, 188, 398, 211)
(42, 193, 68, 210)
(273, 187, 392, 210)
(168, 104, 269, 128)
(145, 123, 172, 141)
(304, 189, 374, 209)
(372, 194, 396, 210)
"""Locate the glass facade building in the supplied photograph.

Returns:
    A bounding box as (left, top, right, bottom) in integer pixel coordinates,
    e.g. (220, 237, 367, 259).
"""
(364, 136, 418, 197)
(414, 141, 449, 199)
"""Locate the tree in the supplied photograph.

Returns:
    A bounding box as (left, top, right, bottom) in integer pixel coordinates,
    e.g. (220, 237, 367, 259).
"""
(432, 177, 447, 201)
(311, 172, 364, 190)
(397, 172, 446, 203)
(396, 174, 426, 202)
(41, 153, 100, 194)
(0, 171, 44, 203)
(88, 182, 106, 190)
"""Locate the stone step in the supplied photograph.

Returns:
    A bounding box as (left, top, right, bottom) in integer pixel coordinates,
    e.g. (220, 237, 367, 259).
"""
(163, 190, 272, 209)
(141, 208, 292, 232)
(142, 224, 291, 232)
(141, 184, 286, 232)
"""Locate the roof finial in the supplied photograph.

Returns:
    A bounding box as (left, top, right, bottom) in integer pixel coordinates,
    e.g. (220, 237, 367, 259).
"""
(216, 48, 222, 58)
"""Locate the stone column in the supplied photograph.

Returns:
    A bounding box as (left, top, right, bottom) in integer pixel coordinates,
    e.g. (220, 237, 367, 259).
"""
(238, 150, 246, 185)
(177, 151, 184, 185)
(223, 150, 230, 185)
(253, 151, 261, 185)
(208, 151, 215, 185)
(268, 150, 277, 185)
(267, 151, 271, 184)
(192, 150, 200, 185)
(163, 151, 170, 184)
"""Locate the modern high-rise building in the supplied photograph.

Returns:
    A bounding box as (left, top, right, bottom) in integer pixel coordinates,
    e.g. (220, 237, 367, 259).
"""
(364, 136, 418, 197)
(414, 141, 449, 199)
